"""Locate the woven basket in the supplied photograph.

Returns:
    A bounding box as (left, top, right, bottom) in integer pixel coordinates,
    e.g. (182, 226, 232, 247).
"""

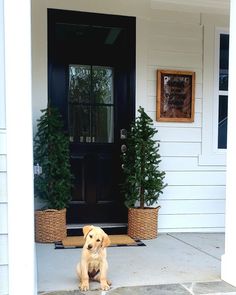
(128, 207, 160, 240)
(35, 208, 67, 243)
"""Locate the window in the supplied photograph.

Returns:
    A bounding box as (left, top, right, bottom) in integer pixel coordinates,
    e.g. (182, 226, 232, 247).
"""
(217, 33, 229, 149)
(200, 17, 228, 166)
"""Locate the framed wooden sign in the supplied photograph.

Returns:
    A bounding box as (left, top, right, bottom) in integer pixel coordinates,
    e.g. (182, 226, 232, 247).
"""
(156, 70, 195, 122)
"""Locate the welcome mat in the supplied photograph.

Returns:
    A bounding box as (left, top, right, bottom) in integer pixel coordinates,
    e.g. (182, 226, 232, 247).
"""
(55, 234, 145, 249)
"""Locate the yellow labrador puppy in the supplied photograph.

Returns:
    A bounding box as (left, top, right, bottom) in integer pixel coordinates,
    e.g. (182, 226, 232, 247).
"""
(76, 225, 111, 291)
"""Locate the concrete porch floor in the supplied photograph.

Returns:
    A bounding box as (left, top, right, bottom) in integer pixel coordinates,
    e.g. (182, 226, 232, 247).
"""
(36, 233, 236, 294)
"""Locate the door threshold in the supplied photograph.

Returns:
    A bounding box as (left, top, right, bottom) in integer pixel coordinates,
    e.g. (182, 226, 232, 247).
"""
(67, 223, 127, 236)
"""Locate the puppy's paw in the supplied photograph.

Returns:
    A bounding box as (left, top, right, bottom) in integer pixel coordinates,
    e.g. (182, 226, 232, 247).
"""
(80, 282, 89, 291)
(101, 282, 110, 291)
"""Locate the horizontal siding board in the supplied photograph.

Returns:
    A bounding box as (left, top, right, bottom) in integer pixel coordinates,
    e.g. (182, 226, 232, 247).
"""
(0, 204, 7, 234)
(161, 185, 226, 200)
(0, 131, 6, 154)
(195, 83, 203, 99)
(0, 173, 7, 202)
(151, 0, 229, 14)
(160, 157, 199, 171)
(156, 127, 201, 142)
(0, 265, 8, 294)
(195, 98, 202, 113)
(148, 21, 202, 39)
(160, 157, 225, 171)
(148, 50, 202, 68)
(0, 155, 6, 171)
(146, 96, 157, 114)
(159, 142, 201, 156)
(147, 80, 156, 96)
(0, 235, 8, 265)
(158, 199, 225, 214)
(158, 214, 225, 229)
(148, 35, 202, 53)
(148, 9, 201, 25)
(165, 171, 226, 186)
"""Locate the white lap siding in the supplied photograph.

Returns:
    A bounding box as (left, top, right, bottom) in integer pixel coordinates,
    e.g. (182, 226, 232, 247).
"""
(144, 11, 226, 232)
(32, 0, 228, 232)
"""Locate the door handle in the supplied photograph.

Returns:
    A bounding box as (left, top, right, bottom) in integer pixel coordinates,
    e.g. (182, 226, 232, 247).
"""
(121, 144, 127, 153)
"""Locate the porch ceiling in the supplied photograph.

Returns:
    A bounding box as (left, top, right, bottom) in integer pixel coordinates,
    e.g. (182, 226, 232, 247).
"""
(151, 0, 230, 15)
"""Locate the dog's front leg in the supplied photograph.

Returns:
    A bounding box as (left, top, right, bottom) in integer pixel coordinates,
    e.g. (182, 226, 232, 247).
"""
(100, 260, 110, 291)
(79, 262, 89, 291)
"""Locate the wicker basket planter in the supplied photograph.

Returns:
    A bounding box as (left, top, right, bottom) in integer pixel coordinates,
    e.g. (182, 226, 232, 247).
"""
(35, 208, 67, 243)
(128, 207, 160, 240)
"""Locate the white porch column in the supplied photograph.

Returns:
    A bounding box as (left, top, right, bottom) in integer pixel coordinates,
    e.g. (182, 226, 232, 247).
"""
(221, 0, 236, 287)
(4, 0, 36, 294)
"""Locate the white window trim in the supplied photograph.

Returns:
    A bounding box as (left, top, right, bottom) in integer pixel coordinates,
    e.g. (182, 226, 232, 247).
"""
(199, 23, 228, 166)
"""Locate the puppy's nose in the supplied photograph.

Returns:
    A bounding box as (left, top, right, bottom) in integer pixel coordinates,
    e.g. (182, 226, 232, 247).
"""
(87, 244, 93, 250)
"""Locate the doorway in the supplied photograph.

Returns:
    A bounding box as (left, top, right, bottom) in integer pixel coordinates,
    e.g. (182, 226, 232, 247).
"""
(48, 9, 135, 225)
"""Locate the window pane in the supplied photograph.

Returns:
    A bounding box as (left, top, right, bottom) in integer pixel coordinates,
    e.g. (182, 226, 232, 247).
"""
(219, 34, 229, 91)
(92, 106, 114, 143)
(218, 95, 228, 149)
(92, 66, 113, 104)
(69, 105, 90, 143)
(68, 65, 91, 103)
(68, 65, 114, 143)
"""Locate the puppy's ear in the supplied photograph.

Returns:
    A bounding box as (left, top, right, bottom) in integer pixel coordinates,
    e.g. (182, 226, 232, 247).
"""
(102, 233, 111, 248)
(83, 225, 93, 239)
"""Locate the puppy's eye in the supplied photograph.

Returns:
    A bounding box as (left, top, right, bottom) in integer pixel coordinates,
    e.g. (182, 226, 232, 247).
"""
(89, 235, 93, 238)
(96, 239, 101, 242)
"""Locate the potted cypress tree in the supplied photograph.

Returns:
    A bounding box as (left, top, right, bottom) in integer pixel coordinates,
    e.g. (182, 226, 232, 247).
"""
(34, 106, 73, 243)
(121, 106, 167, 239)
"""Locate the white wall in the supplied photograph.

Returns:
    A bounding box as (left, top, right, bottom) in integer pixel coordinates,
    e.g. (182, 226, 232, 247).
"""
(0, 0, 8, 293)
(147, 12, 228, 232)
(32, 0, 229, 232)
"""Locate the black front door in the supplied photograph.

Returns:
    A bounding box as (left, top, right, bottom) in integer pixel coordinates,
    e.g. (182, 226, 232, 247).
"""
(48, 9, 135, 224)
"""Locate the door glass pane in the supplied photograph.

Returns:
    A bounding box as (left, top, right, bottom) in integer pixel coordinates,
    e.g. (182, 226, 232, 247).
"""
(92, 106, 114, 143)
(92, 66, 113, 104)
(69, 105, 90, 143)
(68, 65, 91, 103)
(68, 65, 114, 143)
